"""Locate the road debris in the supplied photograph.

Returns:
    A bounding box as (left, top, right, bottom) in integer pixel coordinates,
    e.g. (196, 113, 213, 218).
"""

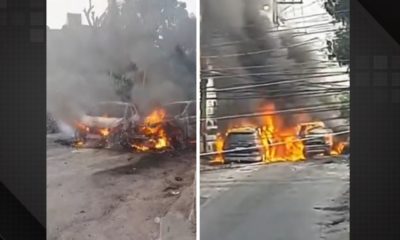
(47, 134, 195, 240)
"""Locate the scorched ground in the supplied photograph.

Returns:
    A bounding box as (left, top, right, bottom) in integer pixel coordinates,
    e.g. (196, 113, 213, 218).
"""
(47, 133, 195, 240)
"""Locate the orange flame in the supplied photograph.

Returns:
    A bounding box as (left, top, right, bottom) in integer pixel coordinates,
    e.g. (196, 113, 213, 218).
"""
(132, 144, 150, 152)
(259, 103, 305, 163)
(211, 133, 225, 164)
(145, 109, 166, 127)
(331, 141, 346, 155)
(132, 108, 170, 152)
(76, 122, 90, 133)
(213, 102, 306, 164)
(227, 119, 257, 130)
(99, 128, 110, 137)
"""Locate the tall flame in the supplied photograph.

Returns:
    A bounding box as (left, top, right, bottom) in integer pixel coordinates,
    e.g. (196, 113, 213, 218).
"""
(213, 102, 306, 164)
(211, 133, 225, 164)
(132, 108, 170, 151)
(331, 141, 346, 155)
(259, 103, 305, 163)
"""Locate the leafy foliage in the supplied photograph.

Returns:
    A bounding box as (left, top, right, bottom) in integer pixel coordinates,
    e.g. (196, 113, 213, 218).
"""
(324, 0, 349, 66)
(338, 92, 349, 121)
(86, 0, 196, 101)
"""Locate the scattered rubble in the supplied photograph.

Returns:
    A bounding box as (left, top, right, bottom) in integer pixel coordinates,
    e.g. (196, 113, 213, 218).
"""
(47, 134, 195, 240)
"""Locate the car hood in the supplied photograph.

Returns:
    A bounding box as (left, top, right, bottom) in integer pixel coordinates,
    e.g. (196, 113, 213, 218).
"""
(81, 115, 123, 129)
(307, 128, 332, 135)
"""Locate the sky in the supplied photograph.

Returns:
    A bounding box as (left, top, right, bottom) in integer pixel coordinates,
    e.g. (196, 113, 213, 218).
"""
(47, 0, 197, 29)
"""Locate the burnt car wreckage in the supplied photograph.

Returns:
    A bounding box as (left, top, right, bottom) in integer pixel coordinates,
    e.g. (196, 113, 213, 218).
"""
(163, 101, 196, 147)
(297, 122, 334, 158)
(74, 101, 140, 148)
(74, 100, 196, 151)
(223, 127, 266, 163)
(219, 122, 344, 164)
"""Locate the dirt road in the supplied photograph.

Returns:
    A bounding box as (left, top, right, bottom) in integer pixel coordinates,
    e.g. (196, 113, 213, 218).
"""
(47, 134, 195, 240)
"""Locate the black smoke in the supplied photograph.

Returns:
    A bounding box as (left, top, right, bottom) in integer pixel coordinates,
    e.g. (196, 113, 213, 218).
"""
(201, 0, 345, 130)
(47, 0, 196, 125)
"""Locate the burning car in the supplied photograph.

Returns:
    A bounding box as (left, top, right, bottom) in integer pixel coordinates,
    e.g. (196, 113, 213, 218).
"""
(297, 122, 333, 158)
(163, 100, 196, 148)
(74, 101, 140, 147)
(130, 108, 172, 151)
(222, 127, 265, 163)
(131, 100, 196, 151)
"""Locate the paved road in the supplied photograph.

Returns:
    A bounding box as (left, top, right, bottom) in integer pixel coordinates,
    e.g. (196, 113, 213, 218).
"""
(200, 159, 349, 240)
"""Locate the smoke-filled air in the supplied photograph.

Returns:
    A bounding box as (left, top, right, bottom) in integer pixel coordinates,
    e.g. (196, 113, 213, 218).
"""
(47, 0, 196, 127)
(201, 0, 349, 131)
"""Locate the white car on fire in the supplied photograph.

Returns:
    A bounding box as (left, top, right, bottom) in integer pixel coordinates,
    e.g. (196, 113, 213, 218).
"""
(163, 100, 196, 147)
(75, 101, 140, 147)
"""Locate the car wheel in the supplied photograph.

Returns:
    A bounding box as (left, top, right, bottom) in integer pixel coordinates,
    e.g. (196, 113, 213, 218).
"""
(106, 131, 126, 149)
(305, 151, 316, 159)
(119, 132, 131, 150)
(324, 149, 331, 156)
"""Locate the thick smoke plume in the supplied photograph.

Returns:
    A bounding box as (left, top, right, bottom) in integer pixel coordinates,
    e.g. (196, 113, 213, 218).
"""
(201, 0, 347, 131)
(47, 0, 196, 126)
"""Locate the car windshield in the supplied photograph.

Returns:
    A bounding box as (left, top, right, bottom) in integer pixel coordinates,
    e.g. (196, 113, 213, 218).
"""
(88, 103, 126, 118)
(225, 132, 257, 147)
(163, 103, 187, 116)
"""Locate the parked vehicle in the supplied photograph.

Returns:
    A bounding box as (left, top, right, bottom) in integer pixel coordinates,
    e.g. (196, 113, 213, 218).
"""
(222, 127, 265, 163)
(74, 101, 140, 147)
(162, 100, 196, 148)
(297, 122, 333, 158)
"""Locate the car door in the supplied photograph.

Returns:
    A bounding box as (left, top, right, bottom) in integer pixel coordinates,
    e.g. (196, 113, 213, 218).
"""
(125, 105, 140, 129)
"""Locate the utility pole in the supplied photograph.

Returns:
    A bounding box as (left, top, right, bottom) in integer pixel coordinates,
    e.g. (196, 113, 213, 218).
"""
(200, 59, 208, 153)
(200, 58, 219, 154)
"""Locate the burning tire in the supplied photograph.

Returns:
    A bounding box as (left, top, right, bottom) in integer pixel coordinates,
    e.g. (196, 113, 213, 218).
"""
(117, 132, 132, 150)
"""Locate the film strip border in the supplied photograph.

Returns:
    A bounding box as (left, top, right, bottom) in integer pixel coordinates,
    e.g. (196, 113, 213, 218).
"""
(353, 55, 400, 103)
(0, 0, 46, 239)
(351, 1, 400, 239)
(0, 0, 45, 42)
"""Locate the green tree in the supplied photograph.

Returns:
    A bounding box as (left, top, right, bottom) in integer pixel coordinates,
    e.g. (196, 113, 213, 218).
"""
(85, 0, 196, 101)
(325, 0, 349, 66)
(338, 92, 349, 122)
